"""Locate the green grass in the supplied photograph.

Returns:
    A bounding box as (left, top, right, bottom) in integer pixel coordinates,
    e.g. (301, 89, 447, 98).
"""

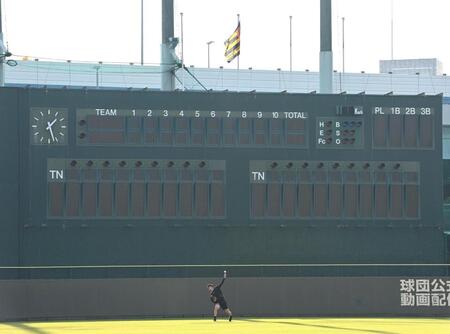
(1, 318, 450, 334)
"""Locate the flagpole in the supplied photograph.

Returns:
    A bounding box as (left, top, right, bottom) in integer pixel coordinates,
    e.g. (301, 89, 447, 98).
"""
(390, 0, 394, 60)
(140, 0, 144, 65)
(0, 0, 5, 86)
(342, 16, 345, 92)
(237, 13, 240, 91)
(289, 16, 292, 72)
(237, 13, 240, 71)
(180, 12, 185, 89)
(180, 12, 184, 64)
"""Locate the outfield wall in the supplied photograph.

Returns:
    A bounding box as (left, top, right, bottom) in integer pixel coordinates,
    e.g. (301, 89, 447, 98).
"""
(0, 87, 446, 273)
(1, 277, 449, 320)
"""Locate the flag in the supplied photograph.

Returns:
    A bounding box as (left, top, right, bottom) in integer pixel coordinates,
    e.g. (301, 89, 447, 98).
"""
(224, 22, 240, 63)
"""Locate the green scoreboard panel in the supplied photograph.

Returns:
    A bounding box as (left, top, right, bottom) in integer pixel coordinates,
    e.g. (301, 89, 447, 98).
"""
(47, 159, 226, 219)
(76, 108, 308, 147)
(0, 87, 445, 270)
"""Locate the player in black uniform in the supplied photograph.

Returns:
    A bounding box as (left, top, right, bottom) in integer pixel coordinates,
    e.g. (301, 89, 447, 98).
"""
(207, 270, 232, 322)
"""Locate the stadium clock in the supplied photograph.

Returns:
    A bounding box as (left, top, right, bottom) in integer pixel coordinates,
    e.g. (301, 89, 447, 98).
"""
(30, 108, 68, 145)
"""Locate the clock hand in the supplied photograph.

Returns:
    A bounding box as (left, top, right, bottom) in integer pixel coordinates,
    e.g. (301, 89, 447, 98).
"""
(46, 121, 56, 142)
(49, 118, 57, 127)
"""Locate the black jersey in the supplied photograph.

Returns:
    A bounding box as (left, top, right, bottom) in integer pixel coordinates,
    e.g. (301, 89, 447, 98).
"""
(210, 278, 225, 302)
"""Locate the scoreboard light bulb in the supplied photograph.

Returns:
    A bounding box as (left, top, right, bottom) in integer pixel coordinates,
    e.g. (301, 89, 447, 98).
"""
(302, 162, 309, 169)
(70, 160, 77, 167)
(286, 162, 293, 169)
(78, 133, 86, 139)
(199, 161, 206, 168)
(167, 161, 174, 167)
(394, 163, 401, 170)
(363, 163, 370, 169)
(135, 161, 143, 167)
(78, 119, 86, 126)
(317, 162, 324, 169)
(102, 161, 110, 167)
(332, 163, 340, 169)
(183, 161, 190, 168)
(347, 163, 355, 169)
(119, 161, 127, 167)
(151, 161, 159, 167)
(378, 163, 385, 169)
(86, 160, 93, 167)
(270, 162, 278, 169)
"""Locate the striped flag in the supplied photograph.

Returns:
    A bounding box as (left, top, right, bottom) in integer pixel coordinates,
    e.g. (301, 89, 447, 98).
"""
(224, 22, 240, 63)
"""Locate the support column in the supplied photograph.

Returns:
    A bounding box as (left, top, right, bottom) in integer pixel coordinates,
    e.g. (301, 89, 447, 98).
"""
(161, 0, 175, 91)
(319, 0, 333, 94)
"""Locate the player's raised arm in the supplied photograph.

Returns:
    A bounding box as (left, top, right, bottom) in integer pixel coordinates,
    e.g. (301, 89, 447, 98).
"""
(217, 270, 227, 287)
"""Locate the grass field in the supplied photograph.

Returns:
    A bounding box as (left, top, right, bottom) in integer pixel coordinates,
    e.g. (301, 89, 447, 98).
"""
(1, 318, 450, 334)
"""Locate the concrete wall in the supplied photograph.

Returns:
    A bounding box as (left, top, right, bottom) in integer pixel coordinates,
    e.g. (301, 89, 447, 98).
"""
(1, 277, 449, 321)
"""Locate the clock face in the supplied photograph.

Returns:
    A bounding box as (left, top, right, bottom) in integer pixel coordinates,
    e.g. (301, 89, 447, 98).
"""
(30, 108, 68, 145)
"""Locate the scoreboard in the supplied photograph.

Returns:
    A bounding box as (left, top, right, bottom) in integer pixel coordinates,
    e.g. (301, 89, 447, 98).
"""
(0, 87, 445, 271)
(75, 108, 308, 147)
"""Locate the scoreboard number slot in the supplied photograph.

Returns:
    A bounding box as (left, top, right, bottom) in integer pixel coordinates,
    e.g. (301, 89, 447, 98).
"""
(76, 108, 308, 148)
(372, 107, 434, 149)
(249, 160, 420, 220)
(47, 159, 226, 219)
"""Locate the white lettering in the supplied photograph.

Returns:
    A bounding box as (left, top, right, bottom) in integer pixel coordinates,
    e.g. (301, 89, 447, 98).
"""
(284, 112, 308, 119)
(96, 108, 117, 116)
(420, 107, 431, 115)
(374, 107, 384, 115)
(252, 171, 265, 181)
(49, 170, 64, 180)
(391, 107, 401, 115)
